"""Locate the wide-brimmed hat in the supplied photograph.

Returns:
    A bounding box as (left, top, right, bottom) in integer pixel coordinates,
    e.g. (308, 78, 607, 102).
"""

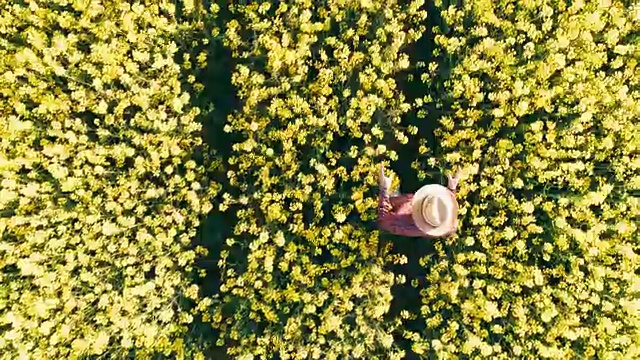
(411, 184, 458, 237)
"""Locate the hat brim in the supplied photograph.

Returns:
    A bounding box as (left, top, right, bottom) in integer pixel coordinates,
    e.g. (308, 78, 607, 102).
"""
(411, 184, 458, 237)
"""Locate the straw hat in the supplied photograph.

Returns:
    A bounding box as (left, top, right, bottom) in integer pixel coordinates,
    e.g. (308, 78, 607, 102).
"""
(411, 184, 458, 237)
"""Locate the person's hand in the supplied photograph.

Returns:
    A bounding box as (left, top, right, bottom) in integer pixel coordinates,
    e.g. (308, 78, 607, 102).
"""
(379, 164, 393, 191)
(447, 167, 462, 191)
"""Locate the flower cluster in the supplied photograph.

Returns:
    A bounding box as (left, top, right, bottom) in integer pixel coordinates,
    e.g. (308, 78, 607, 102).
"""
(410, 0, 640, 358)
(0, 1, 217, 358)
(2, 0, 638, 358)
(212, 0, 426, 358)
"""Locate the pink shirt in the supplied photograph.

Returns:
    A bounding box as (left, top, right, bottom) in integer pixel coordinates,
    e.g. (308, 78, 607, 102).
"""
(378, 185, 458, 238)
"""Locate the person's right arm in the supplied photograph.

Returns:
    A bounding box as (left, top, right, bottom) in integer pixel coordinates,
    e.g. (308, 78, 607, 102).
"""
(447, 167, 462, 194)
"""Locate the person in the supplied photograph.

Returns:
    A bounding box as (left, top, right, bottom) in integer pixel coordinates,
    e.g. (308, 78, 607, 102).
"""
(378, 164, 461, 238)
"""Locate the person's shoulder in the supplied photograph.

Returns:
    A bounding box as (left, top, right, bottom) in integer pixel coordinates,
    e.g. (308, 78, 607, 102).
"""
(390, 193, 414, 208)
(400, 193, 414, 201)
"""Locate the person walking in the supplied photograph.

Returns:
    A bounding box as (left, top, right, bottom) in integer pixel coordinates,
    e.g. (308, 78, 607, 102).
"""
(378, 164, 461, 238)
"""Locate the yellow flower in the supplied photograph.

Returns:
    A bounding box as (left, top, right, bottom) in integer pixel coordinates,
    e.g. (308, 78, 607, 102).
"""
(274, 231, 286, 247)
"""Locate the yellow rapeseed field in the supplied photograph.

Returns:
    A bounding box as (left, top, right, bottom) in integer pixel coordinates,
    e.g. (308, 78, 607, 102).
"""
(0, 0, 637, 359)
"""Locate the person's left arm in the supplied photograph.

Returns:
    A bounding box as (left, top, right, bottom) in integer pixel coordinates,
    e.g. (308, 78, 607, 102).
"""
(378, 184, 397, 233)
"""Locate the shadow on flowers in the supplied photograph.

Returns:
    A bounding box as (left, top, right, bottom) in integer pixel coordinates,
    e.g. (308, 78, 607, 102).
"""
(172, 2, 239, 358)
(382, 0, 465, 356)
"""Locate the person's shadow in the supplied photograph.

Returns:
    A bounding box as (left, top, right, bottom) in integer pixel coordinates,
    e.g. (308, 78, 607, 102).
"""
(349, 165, 446, 358)
(377, 195, 440, 359)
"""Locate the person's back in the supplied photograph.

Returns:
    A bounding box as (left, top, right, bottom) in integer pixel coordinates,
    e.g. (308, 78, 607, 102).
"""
(378, 165, 460, 238)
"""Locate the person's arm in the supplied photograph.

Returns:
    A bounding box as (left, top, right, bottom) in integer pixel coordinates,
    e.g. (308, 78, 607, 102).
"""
(378, 164, 395, 232)
(447, 167, 462, 194)
(378, 184, 394, 232)
(378, 164, 422, 236)
(444, 169, 461, 237)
